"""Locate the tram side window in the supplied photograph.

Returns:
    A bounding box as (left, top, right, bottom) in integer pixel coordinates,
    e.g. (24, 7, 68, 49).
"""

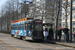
(17, 25, 19, 30)
(25, 23, 27, 30)
(21, 25, 23, 30)
(15, 25, 16, 30)
(20, 25, 22, 30)
(28, 23, 32, 30)
(22, 25, 24, 30)
(15, 25, 17, 30)
(15, 25, 18, 30)
(18, 25, 20, 30)
(14, 26, 15, 30)
(11, 26, 13, 30)
(13, 26, 14, 30)
(12, 25, 16, 30)
(19, 25, 21, 30)
(15, 26, 16, 30)
(17, 25, 18, 30)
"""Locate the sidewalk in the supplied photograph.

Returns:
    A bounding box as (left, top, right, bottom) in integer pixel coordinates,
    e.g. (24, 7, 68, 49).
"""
(48, 38, 75, 48)
(48, 40, 75, 48)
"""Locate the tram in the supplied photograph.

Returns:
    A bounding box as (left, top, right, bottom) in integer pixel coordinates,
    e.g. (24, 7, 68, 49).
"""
(11, 18, 43, 40)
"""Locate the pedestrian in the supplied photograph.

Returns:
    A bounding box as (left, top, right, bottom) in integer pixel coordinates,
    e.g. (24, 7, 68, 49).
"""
(43, 28, 48, 43)
(55, 27, 59, 41)
(63, 26, 69, 42)
(49, 27, 53, 41)
(57, 27, 62, 41)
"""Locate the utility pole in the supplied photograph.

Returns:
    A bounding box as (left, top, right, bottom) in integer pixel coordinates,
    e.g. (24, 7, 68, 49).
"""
(24, 0, 26, 18)
(17, 0, 18, 20)
(70, 0, 72, 42)
(21, 2, 22, 18)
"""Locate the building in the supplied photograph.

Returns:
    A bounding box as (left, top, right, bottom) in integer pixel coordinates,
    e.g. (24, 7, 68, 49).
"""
(29, 0, 56, 28)
(62, 0, 75, 32)
(28, 0, 62, 29)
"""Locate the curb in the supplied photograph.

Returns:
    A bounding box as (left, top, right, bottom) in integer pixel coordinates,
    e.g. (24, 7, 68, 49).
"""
(48, 41, 75, 48)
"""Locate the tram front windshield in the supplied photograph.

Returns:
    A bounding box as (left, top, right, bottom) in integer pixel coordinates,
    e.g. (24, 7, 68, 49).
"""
(35, 23, 42, 31)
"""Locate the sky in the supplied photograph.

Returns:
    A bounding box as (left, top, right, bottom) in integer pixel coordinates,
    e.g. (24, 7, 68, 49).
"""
(0, 0, 7, 10)
(0, 0, 32, 11)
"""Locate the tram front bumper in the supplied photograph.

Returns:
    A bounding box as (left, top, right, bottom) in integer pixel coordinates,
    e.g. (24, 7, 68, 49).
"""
(33, 37, 43, 39)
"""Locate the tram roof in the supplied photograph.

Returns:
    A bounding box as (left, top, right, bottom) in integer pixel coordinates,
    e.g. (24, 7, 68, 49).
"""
(11, 20, 33, 25)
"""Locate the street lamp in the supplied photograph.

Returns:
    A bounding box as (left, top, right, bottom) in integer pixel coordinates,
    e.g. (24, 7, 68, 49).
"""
(70, 0, 73, 42)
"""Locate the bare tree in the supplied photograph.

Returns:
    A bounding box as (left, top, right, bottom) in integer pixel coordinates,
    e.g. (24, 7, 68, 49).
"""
(0, 0, 21, 31)
(62, 0, 70, 27)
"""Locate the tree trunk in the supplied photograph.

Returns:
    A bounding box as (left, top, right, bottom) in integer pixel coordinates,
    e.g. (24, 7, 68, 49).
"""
(55, 0, 60, 40)
(65, 0, 68, 27)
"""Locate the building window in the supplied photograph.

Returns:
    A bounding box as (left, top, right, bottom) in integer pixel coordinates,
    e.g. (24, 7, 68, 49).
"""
(62, 10, 65, 14)
(73, 0, 75, 4)
(72, 14, 75, 18)
(62, 22, 68, 27)
(72, 21, 75, 26)
(62, 22, 65, 27)
(62, 16, 65, 20)
(73, 7, 75, 11)
(36, 0, 40, 2)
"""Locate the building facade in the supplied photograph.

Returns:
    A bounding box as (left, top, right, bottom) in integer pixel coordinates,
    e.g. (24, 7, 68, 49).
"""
(62, 0, 75, 32)
(28, 0, 62, 29)
(29, 0, 57, 28)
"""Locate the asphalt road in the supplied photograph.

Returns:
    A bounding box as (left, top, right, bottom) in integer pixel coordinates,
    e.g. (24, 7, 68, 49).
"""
(0, 33, 74, 50)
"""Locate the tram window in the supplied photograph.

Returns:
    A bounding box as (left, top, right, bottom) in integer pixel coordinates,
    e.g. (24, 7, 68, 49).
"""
(14, 26, 15, 30)
(25, 24, 27, 30)
(13, 26, 15, 30)
(21, 25, 23, 30)
(13, 26, 14, 30)
(16, 25, 18, 30)
(15, 26, 17, 30)
(22, 25, 24, 30)
(28, 24, 31, 30)
(11, 26, 13, 30)
(25, 24, 26, 30)
(18, 25, 20, 30)
(20, 25, 22, 30)
(19, 25, 20, 30)
(17, 25, 19, 30)
(35, 23, 42, 31)
(24, 25, 25, 30)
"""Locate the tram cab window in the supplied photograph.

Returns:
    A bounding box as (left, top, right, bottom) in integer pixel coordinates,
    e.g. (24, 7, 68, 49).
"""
(35, 23, 42, 31)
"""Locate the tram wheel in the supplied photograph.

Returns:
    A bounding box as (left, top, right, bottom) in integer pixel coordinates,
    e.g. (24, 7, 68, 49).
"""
(22, 36, 26, 40)
(20, 36, 22, 39)
(11, 35, 15, 38)
(11, 35, 14, 37)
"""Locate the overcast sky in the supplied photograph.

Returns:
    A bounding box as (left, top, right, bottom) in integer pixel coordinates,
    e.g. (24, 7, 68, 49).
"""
(0, 0, 7, 10)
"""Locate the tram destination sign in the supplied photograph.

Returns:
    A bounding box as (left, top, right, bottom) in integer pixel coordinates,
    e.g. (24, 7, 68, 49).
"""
(35, 20, 42, 22)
